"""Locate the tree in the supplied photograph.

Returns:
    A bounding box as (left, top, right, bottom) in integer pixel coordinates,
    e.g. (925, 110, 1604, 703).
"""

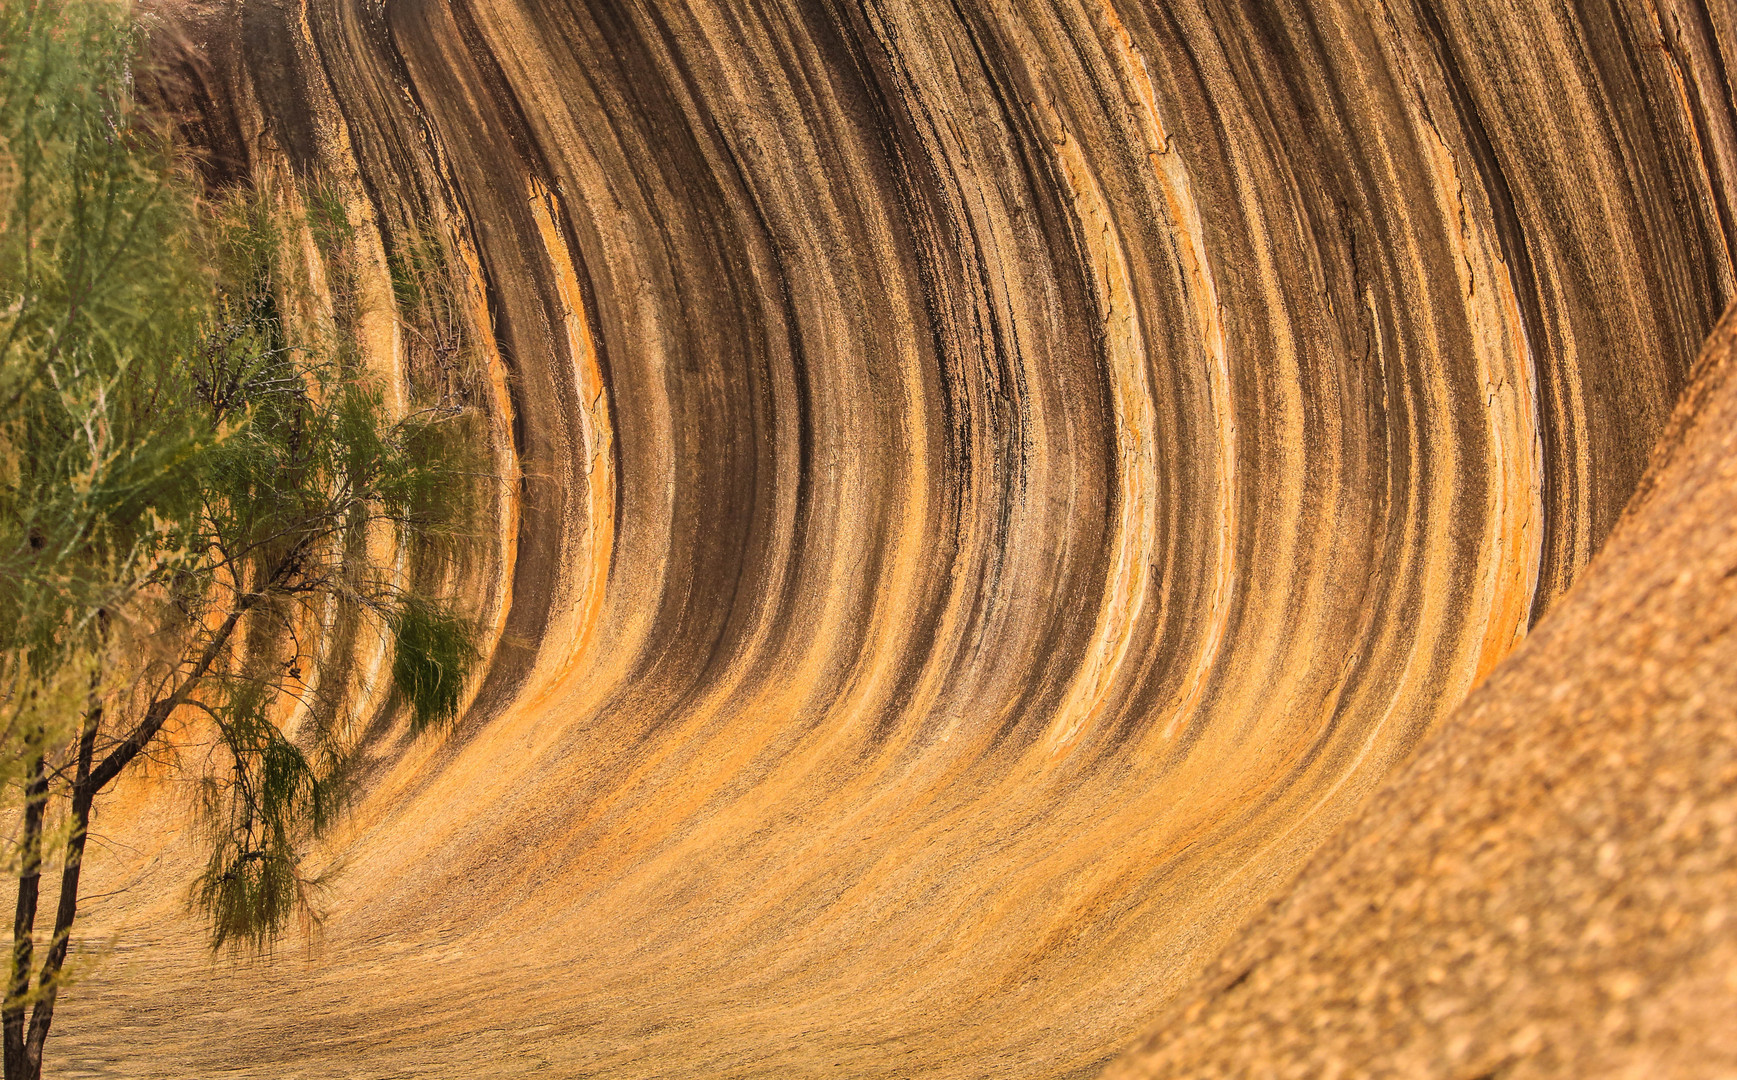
(0, 4, 480, 1077)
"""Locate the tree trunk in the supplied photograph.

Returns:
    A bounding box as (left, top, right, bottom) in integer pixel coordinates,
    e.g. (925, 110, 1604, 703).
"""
(12, 599, 260, 1078)
(20, 713, 98, 1080)
(3, 752, 45, 1080)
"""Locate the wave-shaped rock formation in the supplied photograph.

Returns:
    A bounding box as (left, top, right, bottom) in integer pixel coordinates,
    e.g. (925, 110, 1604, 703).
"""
(60, 0, 1737, 1075)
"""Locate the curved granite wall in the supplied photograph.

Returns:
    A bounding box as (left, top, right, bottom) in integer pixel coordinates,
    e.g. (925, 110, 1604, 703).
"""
(64, 0, 1737, 1076)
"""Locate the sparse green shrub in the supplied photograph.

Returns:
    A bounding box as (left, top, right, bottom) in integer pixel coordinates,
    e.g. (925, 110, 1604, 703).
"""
(0, 3, 483, 1076)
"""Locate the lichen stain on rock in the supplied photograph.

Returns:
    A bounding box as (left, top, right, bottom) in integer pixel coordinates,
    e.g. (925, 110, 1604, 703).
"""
(69, 1, 1737, 1076)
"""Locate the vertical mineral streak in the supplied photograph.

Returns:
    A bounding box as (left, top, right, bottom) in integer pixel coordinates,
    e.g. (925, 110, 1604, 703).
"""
(67, 0, 1737, 1076)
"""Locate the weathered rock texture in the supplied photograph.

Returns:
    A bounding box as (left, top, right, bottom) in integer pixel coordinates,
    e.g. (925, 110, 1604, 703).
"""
(52, 0, 1737, 1076)
(1107, 304, 1737, 1079)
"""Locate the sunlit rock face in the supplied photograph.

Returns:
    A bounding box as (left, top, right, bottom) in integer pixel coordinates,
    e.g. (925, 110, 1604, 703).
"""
(62, 0, 1737, 1076)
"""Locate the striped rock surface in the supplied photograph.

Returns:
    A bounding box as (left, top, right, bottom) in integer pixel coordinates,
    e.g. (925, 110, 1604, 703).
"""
(55, 0, 1737, 1076)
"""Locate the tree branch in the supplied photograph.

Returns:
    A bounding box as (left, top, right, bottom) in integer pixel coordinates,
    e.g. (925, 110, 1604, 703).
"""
(85, 591, 258, 795)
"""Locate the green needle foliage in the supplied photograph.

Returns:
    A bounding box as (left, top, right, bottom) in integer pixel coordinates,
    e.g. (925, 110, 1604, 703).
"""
(179, 194, 479, 949)
(0, 0, 208, 755)
(391, 597, 480, 737)
(0, 2, 484, 1076)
